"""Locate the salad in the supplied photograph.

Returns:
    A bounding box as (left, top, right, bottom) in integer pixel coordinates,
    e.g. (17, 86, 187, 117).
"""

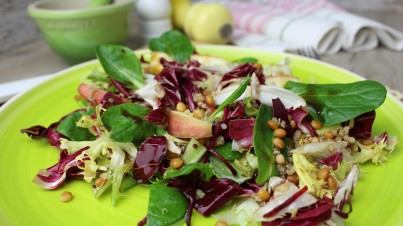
(21, 30, 398, 226)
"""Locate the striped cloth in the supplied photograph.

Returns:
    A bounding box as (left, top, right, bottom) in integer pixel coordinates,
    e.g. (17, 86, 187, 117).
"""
(217, 0, 403, 54)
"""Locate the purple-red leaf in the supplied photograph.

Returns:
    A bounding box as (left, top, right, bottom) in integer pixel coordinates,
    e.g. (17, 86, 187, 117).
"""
(286, 204, 333, 221)
(319, 152, 343, 170)
(33, 147, 89, 189)
(194, 178, 242, 216)
(219, 63, 264, 88)
(263, 197, 334, 226)
(20, 125, 48, 138)
(111, 78, 131, 97)
(228, 118, 255, 149)
(168, 173, 199, 226)
(21, 122, 66, 149)
(289, 106, 318, 137)
(47, 127, 67, 148)
(145, 108, 166, 124)
(168, 175, 241, 223)
(133, 136, 168, 183)
(206, 122, 237, 175)
(272, 98, 294, 137)
(264, 186, 308, 217)
(374, 132, 388, 144)
(100, 92, 125, 109)
(187, 68, 208, 81)
(345, 111, 375, 139)
(155, 63, 202, 112)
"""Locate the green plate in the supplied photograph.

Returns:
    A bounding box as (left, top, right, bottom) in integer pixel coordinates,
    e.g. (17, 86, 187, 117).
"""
(0, 46, 402, 226)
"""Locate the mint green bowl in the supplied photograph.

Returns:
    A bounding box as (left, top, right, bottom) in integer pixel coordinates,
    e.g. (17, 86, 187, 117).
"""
(28, 0, 134, 65)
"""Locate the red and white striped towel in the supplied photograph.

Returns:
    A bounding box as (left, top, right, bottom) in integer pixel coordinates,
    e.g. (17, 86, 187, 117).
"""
(217, 0, 403, 54)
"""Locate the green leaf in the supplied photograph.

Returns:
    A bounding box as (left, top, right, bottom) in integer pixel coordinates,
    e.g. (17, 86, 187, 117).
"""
(164, 163, 214, 180)
(284, 80, 387, 126)
(96, 45, 145, 90)
(147, 185, 188, 226)
(101, 103, 156, 146)
(254, 104, 278, 184)
(232, 57, 258, 64)
(209, 75, 251, 120)
(56, 110, 96, 141)
(149, 30, 194, 63)
(215, 142, 242, 161)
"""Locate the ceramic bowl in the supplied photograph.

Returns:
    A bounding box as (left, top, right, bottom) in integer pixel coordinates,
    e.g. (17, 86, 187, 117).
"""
(28, 0, 134, 64)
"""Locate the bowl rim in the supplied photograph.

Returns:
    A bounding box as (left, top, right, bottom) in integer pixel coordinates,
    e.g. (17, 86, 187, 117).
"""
(28, 0, 134, 19)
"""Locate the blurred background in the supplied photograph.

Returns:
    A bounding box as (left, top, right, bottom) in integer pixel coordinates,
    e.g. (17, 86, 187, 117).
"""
(1, 0, 402, 52)
(1, 0, 403, 101)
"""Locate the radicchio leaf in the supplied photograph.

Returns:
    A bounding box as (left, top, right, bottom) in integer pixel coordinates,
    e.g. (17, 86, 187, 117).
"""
(33, 147, 89, 189)
(20, 109, 85, 148)
(168, 173, 199, 226)
(168, 175, 242, 224)
(47, 127, 67, 148)
(319, 152, 343, 170)
(282, 204, 333, 225)
(334, 164, 359, 218)
(21, 123, 66, 148)
(219, 63, 264, 88)
(344, 111, 375, 139)
(239, 179, 262, 195)
(20, 125, 48, 138)
(374, 132, 388, 144)
(144, 108, 166, 124)
(264, 198, 334, 226)
(289, 106, 318, 137)
(161, 58, 208, 82)
(228, 118, 255, 149)
(155, 63, 202, 112)
(133, 136, 167, 183)
(100, 92, 125, 109)
(272, 98, 294, 137)
(205, 122, 237, 175)
(263, 186, 308, 217)
(194, 178, 242, 216)
(110, 78, 131, 97)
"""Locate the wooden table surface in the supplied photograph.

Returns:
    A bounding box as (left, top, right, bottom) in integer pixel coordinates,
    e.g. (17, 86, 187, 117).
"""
(1, 10, 402, 101)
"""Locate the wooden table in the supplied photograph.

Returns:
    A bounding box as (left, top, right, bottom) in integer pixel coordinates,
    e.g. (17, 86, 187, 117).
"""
(1, 10, 402, 101)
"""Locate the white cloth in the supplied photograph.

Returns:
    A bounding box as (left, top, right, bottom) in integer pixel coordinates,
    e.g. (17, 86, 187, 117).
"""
(218, 0, 403, 54)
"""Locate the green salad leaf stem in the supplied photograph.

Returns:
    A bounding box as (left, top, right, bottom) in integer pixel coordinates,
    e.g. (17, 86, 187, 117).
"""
(254, 104, 278, 184)
(96, 45, 145, 90)
(209, 75, 251, 120)
(149, 30, 194, 63)
(284, 80, 387, 126)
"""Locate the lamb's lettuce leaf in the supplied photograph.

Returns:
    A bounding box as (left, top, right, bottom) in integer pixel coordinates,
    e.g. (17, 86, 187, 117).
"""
(284, 80, 386, 126)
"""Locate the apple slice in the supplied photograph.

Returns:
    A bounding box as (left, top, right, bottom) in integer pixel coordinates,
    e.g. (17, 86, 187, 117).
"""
(168, 110, 212, 138)
(78, 83, 107, 105)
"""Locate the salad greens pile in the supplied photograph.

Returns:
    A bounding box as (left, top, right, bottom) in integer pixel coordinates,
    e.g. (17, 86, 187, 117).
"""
(22, 30, 397, 226)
